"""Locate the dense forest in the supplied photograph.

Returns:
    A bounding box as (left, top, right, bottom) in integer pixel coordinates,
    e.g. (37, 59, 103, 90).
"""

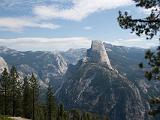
(0, 66, 109, 120)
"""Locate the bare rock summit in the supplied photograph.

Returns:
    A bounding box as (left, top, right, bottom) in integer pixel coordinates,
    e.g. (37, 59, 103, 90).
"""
(87, 40, 112, 69)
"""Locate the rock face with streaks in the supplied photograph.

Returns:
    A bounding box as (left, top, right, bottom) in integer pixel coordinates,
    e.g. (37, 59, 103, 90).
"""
(87, 40, 112, 69)
(57, 41, 145, 120)
(0, 57, 9, 74)
(0, 47, 68, 90)
(0, 43, 159, 120)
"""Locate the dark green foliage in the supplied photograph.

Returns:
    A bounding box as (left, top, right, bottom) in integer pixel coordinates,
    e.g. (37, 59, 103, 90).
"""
(0, 66, 22, 116)
(148, 97, 160, 116)
(29, 73, 39, 120)
(0, 68, 10, 115)
(144, 71, 152, 80)
(118, 0, 160, 40)
(35, 105, 46, 120)
(117, 0, 160, 117)
(82, 112, 93, 120)
(22, 77, 32, 118)
(133, 0, 160, 8)
(69, 109, 81, 120)
(139, 62, 143, 68)
(10, 66, 22, 116)
(57, 104, 65, 120)
(0, 66, 108, 120)
(47, 84, 57, 120)
(82, 113, 91, 120)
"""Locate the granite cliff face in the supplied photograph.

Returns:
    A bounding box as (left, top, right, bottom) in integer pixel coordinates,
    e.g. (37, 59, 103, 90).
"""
(61, 48, 87, 65)
(57, 41, 146, 120)
(0, 57, 9, 74)
(0, 43, 159, 120)
(87, 41, 112, 69)
(0, 48, 68, 89)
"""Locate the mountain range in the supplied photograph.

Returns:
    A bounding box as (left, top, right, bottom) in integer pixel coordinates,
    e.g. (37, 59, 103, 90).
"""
(0, 41, 159, 120)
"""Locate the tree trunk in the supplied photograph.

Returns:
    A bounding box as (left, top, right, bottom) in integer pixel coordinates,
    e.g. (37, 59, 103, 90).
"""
(32, 88, 35, 120)
(4, 84, 7, 115)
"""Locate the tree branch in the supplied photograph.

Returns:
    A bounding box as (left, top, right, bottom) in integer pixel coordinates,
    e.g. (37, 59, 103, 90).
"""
(131, 19, 160, 23)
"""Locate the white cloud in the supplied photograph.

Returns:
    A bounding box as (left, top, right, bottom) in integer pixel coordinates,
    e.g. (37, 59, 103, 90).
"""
(0, 37, 91, 51)
(34, 0, 133, 21)
(0, 17, 60, 32)
(84, 26, 92, 30)
(0, 37, 158, 51)
(105, 38, 159, 48)
(0, 0, 133, 31)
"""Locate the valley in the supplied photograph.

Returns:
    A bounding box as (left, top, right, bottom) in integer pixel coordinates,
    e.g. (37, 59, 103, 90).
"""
(0, 41, 159, 120)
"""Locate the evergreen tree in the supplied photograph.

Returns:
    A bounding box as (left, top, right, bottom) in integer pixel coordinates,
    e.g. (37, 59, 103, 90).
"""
(29, 73, 39, 120)
(0, 66, 103, 120)
(86, 113, 91, 120)
(63, 111, 69, 120)
(0, 68, 10, 115)
(47, 84, 57, 120)
(22, 76, 32, 118)
(57, 104, 64, 120)
(10, 66, 22, 116)
(117, 0, 160, 117)
(70, 109, 81, 120)
(82, 113, 88, 120)
(118, 0, 160, 40)
(35, 105, 46, 120)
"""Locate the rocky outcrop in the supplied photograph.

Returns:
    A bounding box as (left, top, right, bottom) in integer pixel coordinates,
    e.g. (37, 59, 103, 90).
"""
(57, 41, 146, 120)
(0, 43, 158, 120)
(57, 62, 145, 120)
(87, 40, 112, 69)
(0, 57, 9, 74)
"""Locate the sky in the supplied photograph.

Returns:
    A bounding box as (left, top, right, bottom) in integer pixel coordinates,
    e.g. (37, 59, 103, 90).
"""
(0, 0, 159, 51)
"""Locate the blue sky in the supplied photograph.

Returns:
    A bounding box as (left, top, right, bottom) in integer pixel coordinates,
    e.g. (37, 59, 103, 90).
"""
(0, 0, 158, 51)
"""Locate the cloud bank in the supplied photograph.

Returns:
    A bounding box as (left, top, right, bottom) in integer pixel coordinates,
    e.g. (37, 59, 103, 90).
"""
(0, 17, 60, 32)
(0, 37, 91, 51)
(0, 37, 158, 51)
(34, 0, 132, 21)
(0, 0, 132, 31)
(106, 38, 159, 48)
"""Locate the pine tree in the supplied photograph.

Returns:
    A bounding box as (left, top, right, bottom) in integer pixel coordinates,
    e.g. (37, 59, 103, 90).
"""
(0, 68, 10, 115)
(70, 109, 81, 120)
(117, 0, 160, 116)
(35, 105, 46, 120)
(10, 66, 21, 116)
(22, 76, 32, 118)
(57, 104, 64, 120)
(29, 73, 39, 120)
(63, 111, 69, 120)
(82, 112, 93, 120)
(82, 113, 88, 120)
(47, 84, 57, 120)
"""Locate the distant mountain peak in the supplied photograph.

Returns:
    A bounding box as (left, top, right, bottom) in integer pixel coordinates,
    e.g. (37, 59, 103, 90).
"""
(57, 41, 145, 120)
(87, 40, 113, 69)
